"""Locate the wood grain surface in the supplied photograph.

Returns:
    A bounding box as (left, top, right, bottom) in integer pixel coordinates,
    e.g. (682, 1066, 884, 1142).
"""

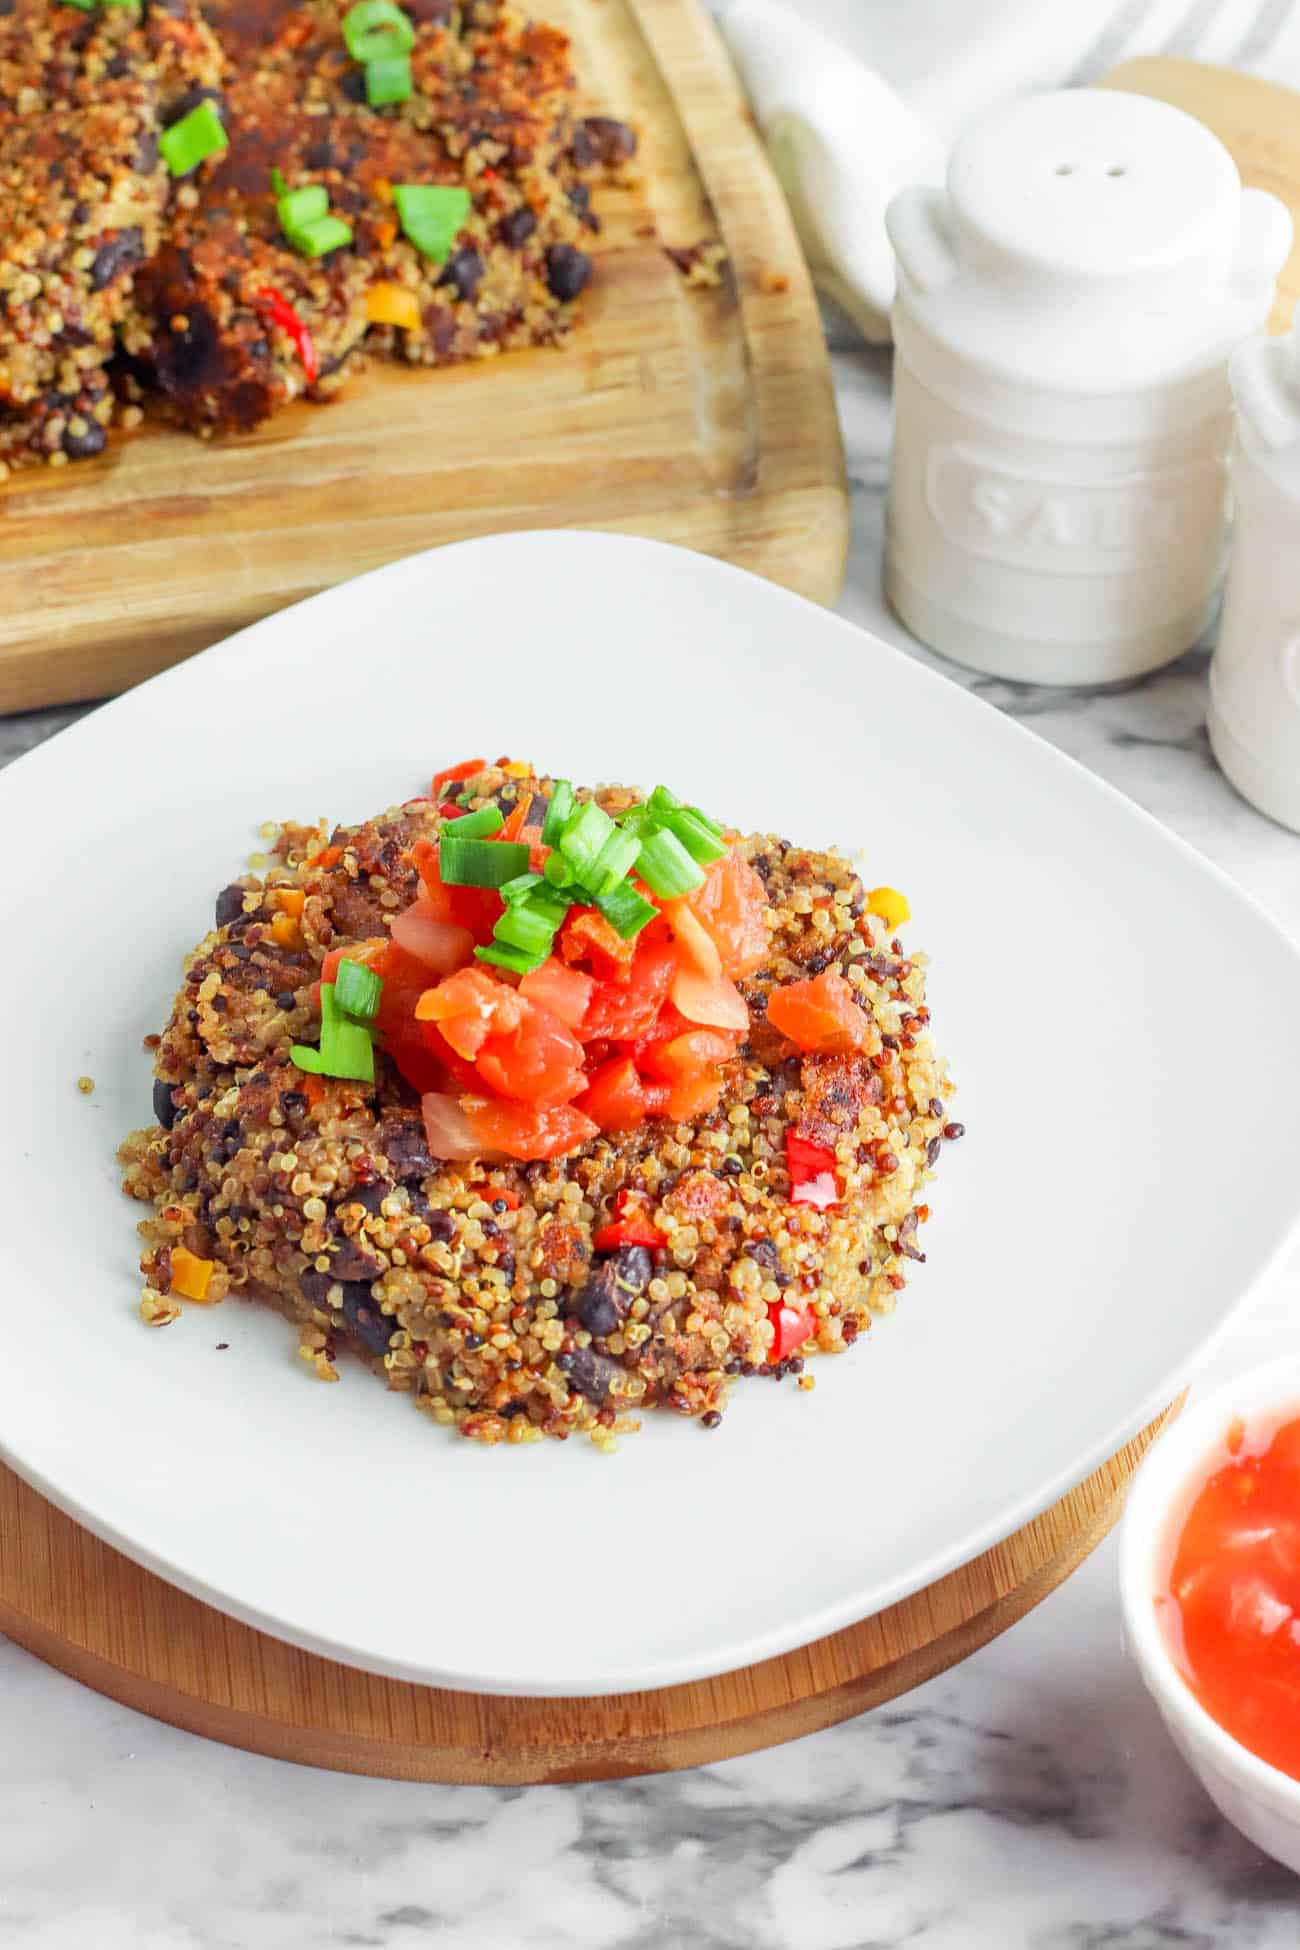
(0, 1404, 1179, 1783)
(0, 0, 848, 714)
(1099, 57, 1300, 332)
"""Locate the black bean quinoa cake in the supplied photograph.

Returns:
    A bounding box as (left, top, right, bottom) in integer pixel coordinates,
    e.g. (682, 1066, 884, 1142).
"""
(120, 762, 962, 1449)
(1, 0, 632, 470)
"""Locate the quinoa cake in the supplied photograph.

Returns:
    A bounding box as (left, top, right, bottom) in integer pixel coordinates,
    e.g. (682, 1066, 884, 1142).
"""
(121, 761, 962, 1448)
(2, 0, 631, 467)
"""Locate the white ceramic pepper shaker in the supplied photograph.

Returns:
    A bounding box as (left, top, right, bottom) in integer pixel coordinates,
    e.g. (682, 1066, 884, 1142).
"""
(883, 90, 1292, 685)
(1208, 317, 1300, 832)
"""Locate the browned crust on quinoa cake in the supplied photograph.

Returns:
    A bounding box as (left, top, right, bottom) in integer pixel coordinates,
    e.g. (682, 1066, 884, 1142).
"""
(120, 763, 962, 1448)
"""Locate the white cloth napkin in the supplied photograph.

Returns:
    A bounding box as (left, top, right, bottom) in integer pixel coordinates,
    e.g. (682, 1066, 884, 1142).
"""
(717, 0, 1300, 340)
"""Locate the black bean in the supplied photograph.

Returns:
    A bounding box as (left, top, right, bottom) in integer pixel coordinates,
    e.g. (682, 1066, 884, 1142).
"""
(701, 1410, 722, 1430)
(464, 1331, 484, 1350)
(929, 1098, 945, 1119)
(439, 247, 484, 303)
(153, 1077, 178, 1129)
(328, 1236, 383, 1284)
(280, 1089, 308, 1120)
(214, 884, 246, 928)
(580, 115, 637, 165)
(567, 183, 591, 218)
(422, 1208, 455, 1243)
(347, 1180, 393, 1214)
(134, 133, 159, 173)
(61, 413, 106, 460)
(272, 989, 294, 1011)
(380, 1115, 433, 1183)
(340, 67, 367, 103)
(557, 1347, 622, 1404)
(925, 1137, 941, 1167)
(342, 1288, 397, 1357)
(545, 244, 590, 302)
(943, 1122, 966, 1141)
(497, 207, 536, 249)
(577, 1267, 621, 1338)
(89, 227, 144, 291)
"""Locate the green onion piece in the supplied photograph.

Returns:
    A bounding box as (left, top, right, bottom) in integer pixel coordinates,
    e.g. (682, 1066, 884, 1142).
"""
(476, 942, 547, 975)
(270, 167, 288, 197)
(318, 984, 376, 1083)
(446, 804, 503, 840)
(499, 872, 546, 904)
(392, 183, 472, 262)
(290, 1042, 327, 1073)
(595, 882, 658, 939)
(341, 0, 414, 61)
(366, 52, 412, 105)
(647, 784, 684, 821)
(439, 836, 531, 887)
(542, 850, 576, 890)
(540, 779, 574, 847)
(663, 806, 727, 866)
(278, 184, 329, 234)
(334, 957, 382, 1020)
(558, 800, 616, 884)
(159, 99, 228, 178)
(61, 0, 98, 9)
(616, 804, 655, 839)
(686, 805, 726, 841)
(586, 827, 641, 898)
(494, 901, 563, 959)
(292, 213, 355, 257)
(636, 826, 706, 898)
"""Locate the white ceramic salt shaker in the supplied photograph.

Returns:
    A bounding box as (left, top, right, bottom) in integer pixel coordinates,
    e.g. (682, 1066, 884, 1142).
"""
(883, 90, 1292, 685)
(1209, 318, 1300, 831)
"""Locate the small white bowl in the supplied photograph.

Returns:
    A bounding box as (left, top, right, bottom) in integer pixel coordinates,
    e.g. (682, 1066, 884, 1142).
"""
(1119, 1363, 1300, 1873)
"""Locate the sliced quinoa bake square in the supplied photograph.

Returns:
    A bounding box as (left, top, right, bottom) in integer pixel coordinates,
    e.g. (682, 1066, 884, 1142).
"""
(121, 761, 963, 1448)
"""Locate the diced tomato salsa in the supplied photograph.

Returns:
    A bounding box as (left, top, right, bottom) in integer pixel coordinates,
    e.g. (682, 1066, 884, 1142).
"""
(346, 801, 771, 1163)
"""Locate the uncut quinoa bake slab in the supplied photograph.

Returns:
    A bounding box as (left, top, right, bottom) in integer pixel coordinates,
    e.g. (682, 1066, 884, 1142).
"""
(120, 760, 964, 1448)
(0, 0, 633, 472)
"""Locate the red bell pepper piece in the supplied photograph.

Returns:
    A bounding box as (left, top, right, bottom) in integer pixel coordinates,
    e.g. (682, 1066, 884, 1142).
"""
(767, 1300, 817, 1364)
(431, 757, 486, 796)
(786, 1131, 840, 1209)
(593, 1189, 662, 1252)
(253, 286, 318, 385)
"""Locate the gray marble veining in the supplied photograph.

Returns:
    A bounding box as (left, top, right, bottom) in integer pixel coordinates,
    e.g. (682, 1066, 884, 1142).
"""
(3, 313, 1300, 1950)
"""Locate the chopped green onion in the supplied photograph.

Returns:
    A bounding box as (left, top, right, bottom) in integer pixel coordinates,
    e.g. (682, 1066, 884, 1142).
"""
(290, 1042, 327, 1072)
(586, 827, 641, 898)
(595, 882, 658, 939)
(476, 942, 547, 975)
(293, 213, 355, 257)
(543, 850, 576, 890)
(494, 901, 564, 959)
(647, 784, 684, 820)
(688, 806, 726, 841)
(334, 957, 382, 1020)
(446, 804, 503, 840)
(392, 183, 472, 262)
(499, 872, 546, 904)
(558, 800, 616, 884)
(540, 779, 574, 846)
(616, 804, 655, 839)
(366, 52, 412, 105)
(159, 99, 228, 178)
(292, 984, 375, 1083)
(341, 0, 414, 61)
(278, 184, 328, 234)
(270, 167, 288, 197)
(439, 836, 531, 887)
(636, 826, 706, 898)
(319, 983, 376, 1082)
(663, 806, 727, 866)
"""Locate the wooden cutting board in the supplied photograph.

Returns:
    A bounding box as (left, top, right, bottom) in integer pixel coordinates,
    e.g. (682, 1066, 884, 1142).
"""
(0, 1404, 1179, 1784)
(0, 0, 848, 714)
(1099, 57, 1300, 332)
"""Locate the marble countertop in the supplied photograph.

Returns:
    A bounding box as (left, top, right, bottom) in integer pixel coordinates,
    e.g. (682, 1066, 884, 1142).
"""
(3, 314, 1300, 1950)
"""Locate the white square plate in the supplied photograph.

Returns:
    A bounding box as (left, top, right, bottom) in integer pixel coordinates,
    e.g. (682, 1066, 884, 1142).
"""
(3, 532, 1299, 1697)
